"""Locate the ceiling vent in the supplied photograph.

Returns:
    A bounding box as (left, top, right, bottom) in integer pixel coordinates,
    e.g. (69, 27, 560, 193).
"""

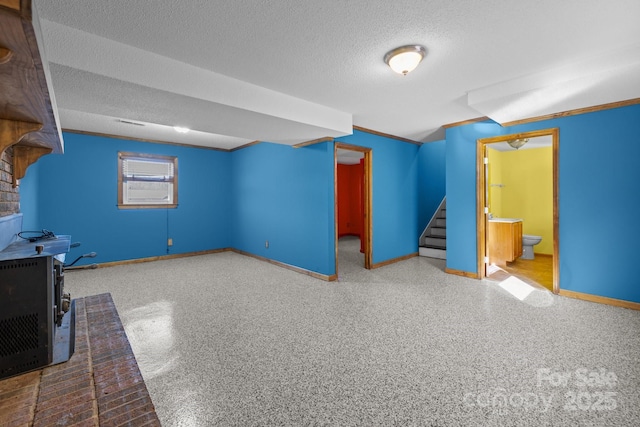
(117, 119, 145, 126)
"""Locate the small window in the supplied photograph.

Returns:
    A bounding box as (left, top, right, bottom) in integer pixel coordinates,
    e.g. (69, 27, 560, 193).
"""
(118, 152, 178, 209)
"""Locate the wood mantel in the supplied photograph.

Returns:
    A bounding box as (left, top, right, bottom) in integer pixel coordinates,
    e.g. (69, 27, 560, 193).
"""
(0, 0, 63, 186)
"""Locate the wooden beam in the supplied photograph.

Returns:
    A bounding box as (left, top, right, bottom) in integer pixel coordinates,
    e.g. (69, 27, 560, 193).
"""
(12, 144, 51, 186)
(0, 0, 21, 12)
(0, 118, 42, 153)
(0, 46, 13, 64)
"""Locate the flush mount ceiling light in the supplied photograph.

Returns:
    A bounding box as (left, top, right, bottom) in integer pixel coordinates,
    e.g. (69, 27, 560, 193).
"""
(384, 45, 426, 75)
(507, 138, 529, 149)
(173, 126, 190, 134)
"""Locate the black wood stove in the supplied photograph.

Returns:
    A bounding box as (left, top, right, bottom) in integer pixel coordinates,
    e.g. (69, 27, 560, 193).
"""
(0, 235, 75, 380)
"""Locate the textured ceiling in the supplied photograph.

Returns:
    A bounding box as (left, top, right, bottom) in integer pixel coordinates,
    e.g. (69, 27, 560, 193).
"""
(33, 0, 640, 150)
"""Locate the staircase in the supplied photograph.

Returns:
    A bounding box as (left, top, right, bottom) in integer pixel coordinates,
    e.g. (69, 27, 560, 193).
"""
(419, 198, 446, 260)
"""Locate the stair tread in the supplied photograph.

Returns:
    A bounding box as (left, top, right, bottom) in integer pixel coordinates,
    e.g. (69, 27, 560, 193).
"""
(419, 246, 446, 260)
(421, 203, 446, 250)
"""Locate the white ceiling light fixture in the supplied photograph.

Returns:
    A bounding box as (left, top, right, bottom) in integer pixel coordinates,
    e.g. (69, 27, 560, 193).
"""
(507, 138, 529, 149)
(173, 126, 190, 134)
(384, 45, 427, 75)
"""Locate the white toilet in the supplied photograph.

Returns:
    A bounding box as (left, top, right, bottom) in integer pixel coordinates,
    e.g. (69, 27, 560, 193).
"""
(521, 235, 542, 260)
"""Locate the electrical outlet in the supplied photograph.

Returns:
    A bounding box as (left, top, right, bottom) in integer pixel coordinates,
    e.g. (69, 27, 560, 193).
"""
(265, 240, 269, 248)
(168, 238, 173, 246)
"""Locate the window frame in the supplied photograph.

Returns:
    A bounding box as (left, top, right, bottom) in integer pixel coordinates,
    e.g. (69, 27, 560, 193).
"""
(117, 152, 178, 209)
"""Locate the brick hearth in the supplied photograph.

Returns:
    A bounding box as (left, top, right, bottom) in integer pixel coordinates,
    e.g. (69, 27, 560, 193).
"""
(0, 293, 160, 427)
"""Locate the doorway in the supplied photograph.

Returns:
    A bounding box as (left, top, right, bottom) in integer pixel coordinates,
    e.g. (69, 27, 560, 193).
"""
(335, 143, 372, 275)
(476, 128, 559, 293)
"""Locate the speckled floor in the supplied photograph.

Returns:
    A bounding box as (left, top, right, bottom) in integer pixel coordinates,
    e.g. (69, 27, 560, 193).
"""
(66, 237, 640, 426)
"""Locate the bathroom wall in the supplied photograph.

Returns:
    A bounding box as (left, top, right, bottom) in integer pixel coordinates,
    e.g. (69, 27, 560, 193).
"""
(488, 146, 553, 254)
(487, 148, 503, 219)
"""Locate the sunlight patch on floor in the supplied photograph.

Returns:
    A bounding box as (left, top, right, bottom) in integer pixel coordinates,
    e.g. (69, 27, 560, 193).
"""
(498, 275, 535, 301)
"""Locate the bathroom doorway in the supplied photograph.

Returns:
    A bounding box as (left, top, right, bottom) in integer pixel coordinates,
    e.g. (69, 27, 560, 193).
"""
(476, 129, 559, 293)
(334, 143, 372, 275)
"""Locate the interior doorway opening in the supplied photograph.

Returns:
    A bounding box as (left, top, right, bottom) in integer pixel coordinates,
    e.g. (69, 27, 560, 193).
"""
(477, 129, 559, 293)
(335, 143, 372, 277)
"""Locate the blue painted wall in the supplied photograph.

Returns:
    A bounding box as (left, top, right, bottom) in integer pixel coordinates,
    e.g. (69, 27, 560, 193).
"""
(19, 129, 419, 276)
(335, 129, 419, 264)
(417, 140, 446, 236)
(20, 132, 232, 266)
(16, 104, 639, 303)
(445, 104, 640, 303)
(230, 141, 335, 276)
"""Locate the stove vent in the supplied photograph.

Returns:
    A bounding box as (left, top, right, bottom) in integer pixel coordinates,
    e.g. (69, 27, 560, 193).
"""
(0, 313, 39, 357)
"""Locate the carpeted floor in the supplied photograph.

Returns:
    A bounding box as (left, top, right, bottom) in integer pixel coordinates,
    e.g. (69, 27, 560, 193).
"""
(65, 236, 640, 426)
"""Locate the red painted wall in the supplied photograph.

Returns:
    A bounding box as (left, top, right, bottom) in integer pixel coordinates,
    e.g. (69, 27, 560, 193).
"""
(337, 162, 363, 241)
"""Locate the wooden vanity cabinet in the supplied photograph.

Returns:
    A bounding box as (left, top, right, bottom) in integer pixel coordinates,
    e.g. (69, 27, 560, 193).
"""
(488, 220, 523, 266)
